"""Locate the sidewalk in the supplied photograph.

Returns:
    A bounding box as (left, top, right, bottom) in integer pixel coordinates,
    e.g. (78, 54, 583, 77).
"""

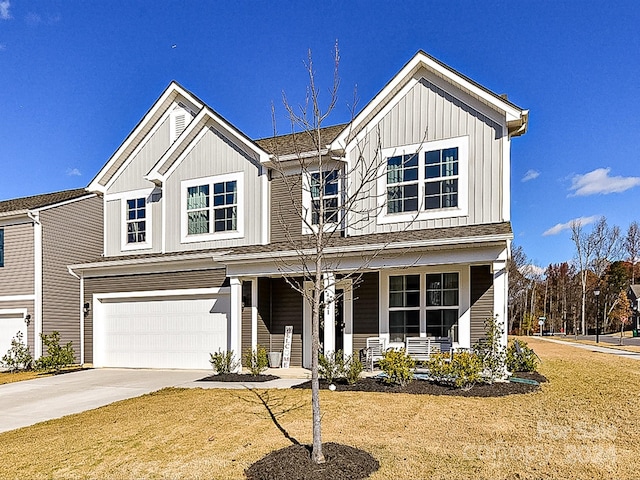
(536, 337, 640, 361)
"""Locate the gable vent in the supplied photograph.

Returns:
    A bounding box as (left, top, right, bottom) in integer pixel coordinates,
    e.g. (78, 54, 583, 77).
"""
(175, 113, 186, 138)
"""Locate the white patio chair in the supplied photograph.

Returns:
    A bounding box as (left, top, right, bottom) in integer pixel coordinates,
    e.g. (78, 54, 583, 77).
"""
(365, 337, 386, 371)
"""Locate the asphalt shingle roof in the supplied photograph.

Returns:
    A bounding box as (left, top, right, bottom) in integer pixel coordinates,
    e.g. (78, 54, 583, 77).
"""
(0, 189, 90, 214)
(255, 124, 347, 156)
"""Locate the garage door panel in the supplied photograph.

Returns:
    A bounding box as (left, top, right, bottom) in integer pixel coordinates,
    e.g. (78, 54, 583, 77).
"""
(95, 297, 229, 369)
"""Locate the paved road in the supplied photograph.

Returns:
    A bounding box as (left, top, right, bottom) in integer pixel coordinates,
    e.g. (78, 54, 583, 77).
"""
(0, 368, 306, 434)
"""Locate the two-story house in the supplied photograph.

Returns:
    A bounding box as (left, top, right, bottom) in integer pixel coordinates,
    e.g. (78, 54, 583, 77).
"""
(70, 51, 528, 370)
(0, 190, 102, 361)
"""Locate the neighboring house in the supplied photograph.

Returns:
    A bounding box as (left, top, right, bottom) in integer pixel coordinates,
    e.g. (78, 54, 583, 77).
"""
(70, 50, 528, 370)
(0, 189, 102, 361)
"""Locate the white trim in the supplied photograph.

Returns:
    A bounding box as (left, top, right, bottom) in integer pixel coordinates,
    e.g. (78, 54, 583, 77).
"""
(94, 287, 230, 301)
(502, 135, 511, 221)
(0, 308, 28, 317)
(0, 294, 35, 302)
(331, 51, 525, 152)
(160, 122, 208, 181)
(377, 136, 469, 225)
(261, 168, 269, 244)
(229, 277, 242, 370)
(31, 212, 42, 358)
(103, 196, 108, 256)
(250, 277, 258, 351)
(119, 188, 154, 252)
(29, 194, 97, 213)
(180, 173, 245, 243)
(79, 274, 85, 365)
(301, 167, 342, 235)
(89, 82, 204, 192)
(378, 265, 471, 349)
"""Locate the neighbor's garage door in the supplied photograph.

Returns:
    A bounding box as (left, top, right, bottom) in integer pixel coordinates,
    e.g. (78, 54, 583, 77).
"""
(0, 313, 27, 359)
(94, 296, 229, 369)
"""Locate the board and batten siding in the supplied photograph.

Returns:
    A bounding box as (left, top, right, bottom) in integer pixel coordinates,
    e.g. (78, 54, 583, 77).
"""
(348, 68, 505, 235)
(41, 196, 103, 361)
(163, 126, 267, 252)
(83, 268, 228, 364)
(108, 116, 172, 194)
(270, 172, 304, 243)
(0, 222, 35, 296)
(352, 272, 380, 354)
(470, 265, 494, 343)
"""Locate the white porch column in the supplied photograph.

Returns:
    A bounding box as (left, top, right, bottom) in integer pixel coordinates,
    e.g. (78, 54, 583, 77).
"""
(323, 273, 336, 354)
(492, 260, 508, 348)
(250, 278, 258, 351)
(229, 277, 243, 371)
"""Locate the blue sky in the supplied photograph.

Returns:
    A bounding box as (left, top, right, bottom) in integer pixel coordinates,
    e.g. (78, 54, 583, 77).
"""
(1, 1, 639, 268)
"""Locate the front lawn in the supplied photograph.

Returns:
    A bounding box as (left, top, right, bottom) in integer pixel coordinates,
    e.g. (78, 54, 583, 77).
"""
(0, 370, 42, 385)
(0, 338, 638, 479)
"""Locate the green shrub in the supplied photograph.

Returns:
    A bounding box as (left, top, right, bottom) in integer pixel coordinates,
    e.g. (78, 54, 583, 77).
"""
(35, 331, 75, 373)
(2, 331, 33, 372)
(343, 354, 364, 385)
(209, 349, 239, 374)
(426, 352, 482, 390)
(473, 315, 507, 383)
(379, 348, 414, 386)
(243, 345, 269, 376)
(319, 350, 345, 384)
(506, 339, 539, 372)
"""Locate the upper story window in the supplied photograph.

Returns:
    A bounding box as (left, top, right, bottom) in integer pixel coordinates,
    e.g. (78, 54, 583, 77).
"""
(311, 171, 340, 225)
(378, 136, 468, 224)
(181, 173, 244, 243)
(120, 189, 153, 251)
(303, 168, 342, 234)
(126, 198, 147, 244)
(0, 228, 4, 267)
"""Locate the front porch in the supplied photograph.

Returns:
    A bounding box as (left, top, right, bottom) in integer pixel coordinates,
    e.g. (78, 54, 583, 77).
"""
(228, 263, 505, 369)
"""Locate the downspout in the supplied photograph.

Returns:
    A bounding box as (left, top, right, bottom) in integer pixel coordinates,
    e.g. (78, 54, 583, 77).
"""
(27, 211, 43, 359)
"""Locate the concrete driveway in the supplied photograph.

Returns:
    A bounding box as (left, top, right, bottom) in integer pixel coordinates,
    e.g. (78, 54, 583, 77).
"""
(0, 368, 209, 434)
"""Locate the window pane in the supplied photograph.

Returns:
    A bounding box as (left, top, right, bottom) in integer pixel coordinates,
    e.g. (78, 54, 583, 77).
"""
(443, 273, 458, 289)
(389, 276, 404, 292)
(425, 150, 440, 165)
(425, 165, 440, 179)
(426, 274, 441, 290)
(406, 274, 420, 291)
(188, 210, 209, 234)
(443, 290, 458, 306)
(389, 292, 404, 308)
(187, 185, 209, 209)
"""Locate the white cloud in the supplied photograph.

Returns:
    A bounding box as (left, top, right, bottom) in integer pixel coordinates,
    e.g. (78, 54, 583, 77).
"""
(542, 215, 599, 236)
(568, 168, 640, 196)
(66, 168, 82, 177)
(519, 264, 545, 278)
(0, 1, 11, 20)
(521, 169, 540, 182)
(0, 43, 5, 51)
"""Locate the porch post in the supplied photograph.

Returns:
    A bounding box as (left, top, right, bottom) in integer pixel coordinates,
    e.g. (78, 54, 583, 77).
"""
(251, 277, 258, 351)
(323, 273, 335, 354)
(229, 276, 242, 372)
(492, 260, 508, 348)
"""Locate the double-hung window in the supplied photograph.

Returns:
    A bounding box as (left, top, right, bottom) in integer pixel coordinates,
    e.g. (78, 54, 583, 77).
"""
(126, 198, 147, 244)
(388, 274, 421, 343)
(182, 174, 243, 242)
(310, 170, 340, 225)
(0, 228, 4, 267)
(379, 136, 467, 223)
(425, 273, 459, 341)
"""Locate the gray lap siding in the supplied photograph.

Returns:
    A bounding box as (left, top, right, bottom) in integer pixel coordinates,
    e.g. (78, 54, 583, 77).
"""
(470, 265, 494, 343)
(352, 272, 380, 355)
(83, 268, 228, 364)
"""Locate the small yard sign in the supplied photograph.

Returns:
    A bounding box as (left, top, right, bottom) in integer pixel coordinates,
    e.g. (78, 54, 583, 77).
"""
(282, 326, 293, 368)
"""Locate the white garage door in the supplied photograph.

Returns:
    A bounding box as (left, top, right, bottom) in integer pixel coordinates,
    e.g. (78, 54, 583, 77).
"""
(0, 313, 27, 359)
(94, 296, 229, 369)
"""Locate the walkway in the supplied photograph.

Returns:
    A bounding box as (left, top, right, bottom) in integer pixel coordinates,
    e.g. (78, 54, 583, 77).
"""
(536, 337, 640, 361)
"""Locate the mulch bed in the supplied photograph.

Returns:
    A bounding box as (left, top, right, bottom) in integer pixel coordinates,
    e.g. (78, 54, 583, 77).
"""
(197, 373, 280, 382)
(245, 442, 379, 480)
(291, 372, 547, 397)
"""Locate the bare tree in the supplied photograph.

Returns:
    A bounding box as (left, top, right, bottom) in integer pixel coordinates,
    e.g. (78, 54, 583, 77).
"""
(625, 221, 640, 285)
(268, 44, 426, 463)
(570, 219, 596, 335)
(507, 244, 528, 332)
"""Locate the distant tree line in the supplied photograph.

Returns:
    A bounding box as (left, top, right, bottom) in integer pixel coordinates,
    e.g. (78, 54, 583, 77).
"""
(509, 218, 639, 336)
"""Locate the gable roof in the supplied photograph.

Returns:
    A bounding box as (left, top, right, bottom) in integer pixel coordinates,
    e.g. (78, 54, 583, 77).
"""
(0, 188, 91, 215)
(87, 81, 205, 193)
(330, 50, 528, 151)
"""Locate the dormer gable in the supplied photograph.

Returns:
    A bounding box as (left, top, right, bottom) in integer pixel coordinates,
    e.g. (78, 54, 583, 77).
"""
(87, 81, 204, 194)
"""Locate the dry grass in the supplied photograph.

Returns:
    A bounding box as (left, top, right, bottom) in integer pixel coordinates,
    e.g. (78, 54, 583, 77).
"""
(556, 336, 640, 353)
(0, 370, 43, 385)
(1, 338, 639, 479)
